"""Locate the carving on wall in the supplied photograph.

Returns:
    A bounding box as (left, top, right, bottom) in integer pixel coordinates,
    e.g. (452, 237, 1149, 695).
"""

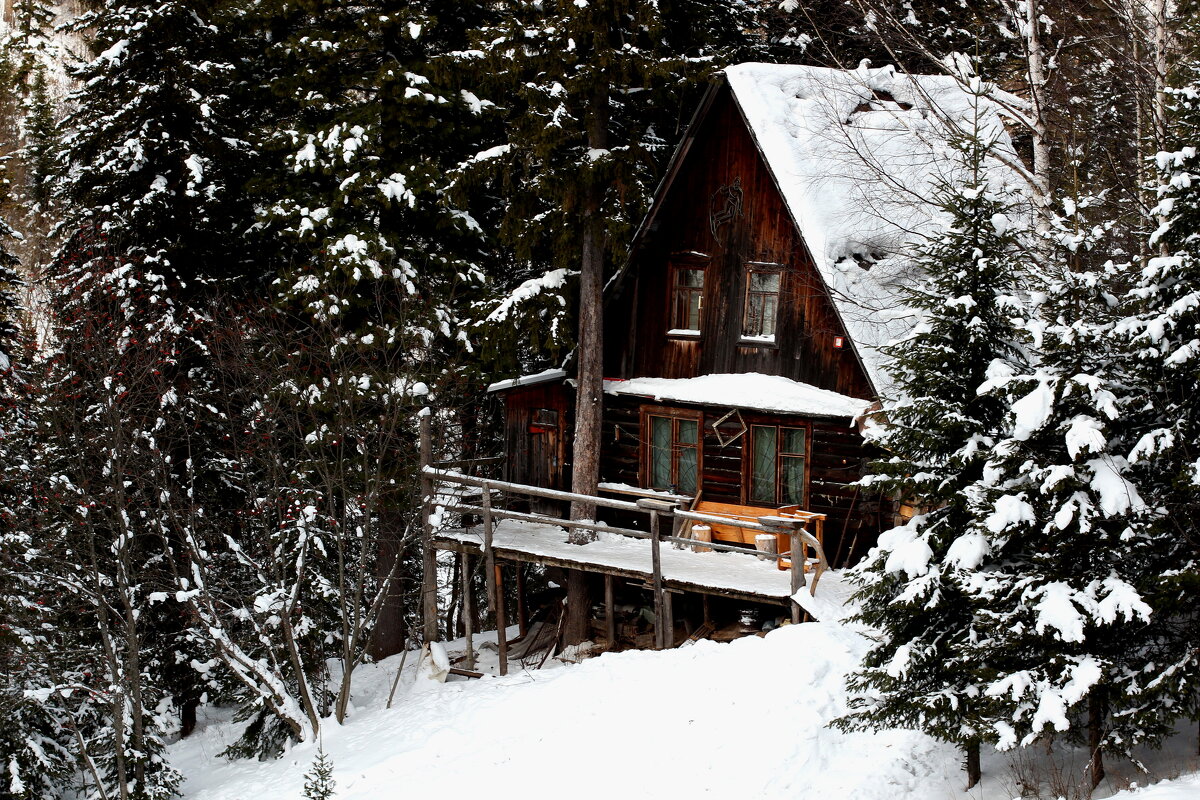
(709, 177, 744, 243)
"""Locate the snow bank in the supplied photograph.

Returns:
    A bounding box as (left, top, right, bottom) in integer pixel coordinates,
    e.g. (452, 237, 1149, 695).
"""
(603, 373, 871, 418)
(173, 623, 960, 800)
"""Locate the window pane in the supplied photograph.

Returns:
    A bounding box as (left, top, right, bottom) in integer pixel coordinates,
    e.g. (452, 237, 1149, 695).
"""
(650, 416, 671, 489)
(677, 419, 697, 444)
(750, 426, 776, 504)
(782, 428, 806, 455)
(677, 446, 698, 494)
(745, 294, 764, 336)
(677, 269, 704, 288)
(760, 295, 778, 336)
(782, 455, 805, 505)
(686, 292, 701, 329)
(750, 271, 781, 292)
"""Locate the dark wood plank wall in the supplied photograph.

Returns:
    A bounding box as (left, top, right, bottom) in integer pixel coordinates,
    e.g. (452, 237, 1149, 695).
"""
(597, 395, 883, 568)
(606, 87, 873, 401)
(503, 383, 570, 492)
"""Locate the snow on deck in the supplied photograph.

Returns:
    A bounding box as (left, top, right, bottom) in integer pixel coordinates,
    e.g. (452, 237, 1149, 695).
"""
(438, 519, 847, 614)
(603, 373, 870, 418)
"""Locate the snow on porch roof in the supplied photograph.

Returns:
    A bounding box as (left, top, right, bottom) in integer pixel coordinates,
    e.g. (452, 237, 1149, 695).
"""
(486, 367, 568, 393)
(603, 373, 872, 419)
(723, 62, 1029, 399)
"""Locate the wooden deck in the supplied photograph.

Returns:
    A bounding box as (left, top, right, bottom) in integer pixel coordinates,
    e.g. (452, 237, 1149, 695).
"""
(435, 519, 798, 606)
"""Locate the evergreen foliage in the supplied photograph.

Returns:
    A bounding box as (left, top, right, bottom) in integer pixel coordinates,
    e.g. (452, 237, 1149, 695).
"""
(301, 748, 336, 800)
(835, 86, 1030, 775)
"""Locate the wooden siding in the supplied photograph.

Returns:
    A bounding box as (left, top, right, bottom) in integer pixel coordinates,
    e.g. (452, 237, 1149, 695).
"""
(605, 86, 874, 400)
(597, 395, 883, 568)
(503, 382, 571, 492)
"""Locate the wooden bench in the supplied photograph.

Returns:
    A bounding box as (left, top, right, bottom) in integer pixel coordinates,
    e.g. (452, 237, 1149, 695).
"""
(688, 501, 825, 572)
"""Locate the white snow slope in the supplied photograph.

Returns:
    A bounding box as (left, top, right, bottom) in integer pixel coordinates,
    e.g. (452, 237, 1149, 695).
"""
(173, 621, 1197, 800)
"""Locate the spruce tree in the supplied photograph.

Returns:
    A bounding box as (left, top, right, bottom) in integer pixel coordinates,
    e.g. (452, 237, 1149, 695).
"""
(1121, 19, 1200, 737)
(835, 85, 1030, 789)
(966, 252, 1175, 790)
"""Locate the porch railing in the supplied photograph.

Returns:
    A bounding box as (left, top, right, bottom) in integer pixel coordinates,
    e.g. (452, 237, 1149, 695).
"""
(417, 421, 829, 674)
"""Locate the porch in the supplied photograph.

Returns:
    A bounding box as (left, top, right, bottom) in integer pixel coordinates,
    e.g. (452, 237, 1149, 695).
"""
(420, 423, 845, 674)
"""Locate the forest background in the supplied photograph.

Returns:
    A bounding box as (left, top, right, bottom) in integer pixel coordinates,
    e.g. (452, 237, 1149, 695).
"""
(0, 1, 1197, 799)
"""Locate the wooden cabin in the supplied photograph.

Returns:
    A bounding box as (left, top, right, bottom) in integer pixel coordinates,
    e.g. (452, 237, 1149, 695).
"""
(455, 62, 1024, 654)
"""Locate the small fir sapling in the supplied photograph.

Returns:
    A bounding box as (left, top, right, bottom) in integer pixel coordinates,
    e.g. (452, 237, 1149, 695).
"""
(302, 748, 336, 800)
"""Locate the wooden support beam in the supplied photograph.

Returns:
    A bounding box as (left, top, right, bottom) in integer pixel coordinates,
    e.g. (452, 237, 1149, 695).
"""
(462, 552, 474, 671)
(515, 563, 528, 639)
(702, 594, 712, 626)
(790, 530, 804, 625)
(648, 507, 665, 650)
(495, 562, 508, 676)
(604, 574, 616, 647)
(419, 411, 438, 642)
(663, 589, 674, 648)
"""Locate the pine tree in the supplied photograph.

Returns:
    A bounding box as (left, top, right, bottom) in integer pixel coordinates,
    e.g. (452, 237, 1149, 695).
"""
(302, 748, 336, 800)
(966, 250, 1177, 790)
(1120, 14, 1200, 739)
(835, 84, 1031, 789)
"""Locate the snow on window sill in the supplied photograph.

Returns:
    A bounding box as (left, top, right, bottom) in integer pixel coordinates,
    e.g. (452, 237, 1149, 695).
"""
(739, 334, 777, 346)
(667, 329, 701, 338)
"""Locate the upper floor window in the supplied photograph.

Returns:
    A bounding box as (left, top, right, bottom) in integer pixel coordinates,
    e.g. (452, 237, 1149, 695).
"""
(670, 263, 706, 334)
(748, 424, 807, 506)
(642, 406, 701, 495)
(743, 268, 781, 339)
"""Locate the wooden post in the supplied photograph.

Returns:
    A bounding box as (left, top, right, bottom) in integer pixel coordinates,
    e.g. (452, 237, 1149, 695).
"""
(663, 589, 674, 648)
(649, 509, 664, 650)
(604, 574, 616, 648)
(419, 411, 438, 642)
(702, 593, 712, 626)
(482, 490, 497, 627)
(495, 562, 508, 676)
(790, 528, 804, 624)
(515, 564, 528, 639)
(636, 497, 679, 652)
(481, 490, 507, 675)
(462, 552, 474, 671)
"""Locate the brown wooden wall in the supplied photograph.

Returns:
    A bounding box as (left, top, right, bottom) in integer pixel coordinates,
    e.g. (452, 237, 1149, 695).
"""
(605, 86, 874, 401)
(598, 395, 884, 568)
(502, 382, 571, 492)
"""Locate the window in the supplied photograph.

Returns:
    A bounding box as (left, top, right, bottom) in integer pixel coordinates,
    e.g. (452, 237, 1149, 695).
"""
(742, 269, 781, 339)
(669, 262, 706, 334)
(642, 407, 701, 495)
(748, 425, 807, 506)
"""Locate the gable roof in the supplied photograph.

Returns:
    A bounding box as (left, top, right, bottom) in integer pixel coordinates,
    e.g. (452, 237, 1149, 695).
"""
(632, 62, 1028, 400)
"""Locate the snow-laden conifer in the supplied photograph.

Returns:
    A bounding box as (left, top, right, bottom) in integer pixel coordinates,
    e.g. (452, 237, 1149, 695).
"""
(835, 80, 1031, 789)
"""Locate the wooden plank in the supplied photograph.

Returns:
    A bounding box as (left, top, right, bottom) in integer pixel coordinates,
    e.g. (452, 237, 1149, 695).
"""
(605, 574, 616, 646)
(650, 509, 665, 650)
(420, 412, 437, 642)
(462, 552, 474, 670)
(495, 562, 508, 677)
(515, 564, 527, 639)
(424, 467, 641, 512)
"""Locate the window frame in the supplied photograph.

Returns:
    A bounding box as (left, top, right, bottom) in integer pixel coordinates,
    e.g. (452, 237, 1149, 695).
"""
(639, 404, 703, 496)
(741, 263, 784, 342)
(667, 256, 709, 338)
(742, 420, 811, 508)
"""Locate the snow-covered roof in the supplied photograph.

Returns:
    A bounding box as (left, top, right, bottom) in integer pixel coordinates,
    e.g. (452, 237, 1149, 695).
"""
(486, 368, 568, 393)
(723, 62, 1028, 398)
(603, 373, 871, 419)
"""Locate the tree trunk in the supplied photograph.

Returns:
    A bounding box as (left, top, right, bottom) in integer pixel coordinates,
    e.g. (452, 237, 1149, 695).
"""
(964, 739, 981, 790)
(563, 85, 610, 646)
(369, 509, 407, 660)
(1023, 0, 1053, 231)
(1088, 689, 1106, 792)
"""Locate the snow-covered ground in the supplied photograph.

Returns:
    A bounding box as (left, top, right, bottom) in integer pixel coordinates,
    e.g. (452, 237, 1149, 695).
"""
(172, 620, 1197, 800)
